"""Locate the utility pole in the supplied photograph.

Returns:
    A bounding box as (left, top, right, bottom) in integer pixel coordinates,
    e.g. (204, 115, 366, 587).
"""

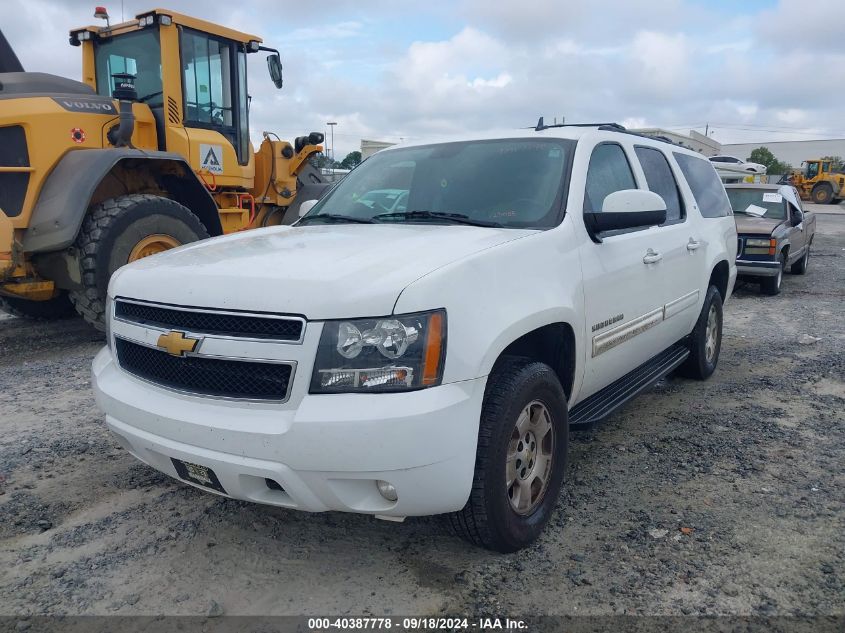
(326, 122, 337, 164)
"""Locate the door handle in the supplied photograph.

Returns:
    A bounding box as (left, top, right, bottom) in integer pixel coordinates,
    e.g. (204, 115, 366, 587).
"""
(643, 248, 662, 264)
(687, 238, 700, 252)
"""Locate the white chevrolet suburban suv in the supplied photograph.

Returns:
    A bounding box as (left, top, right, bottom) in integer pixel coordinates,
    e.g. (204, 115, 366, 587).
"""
(92, 123, 738, 552)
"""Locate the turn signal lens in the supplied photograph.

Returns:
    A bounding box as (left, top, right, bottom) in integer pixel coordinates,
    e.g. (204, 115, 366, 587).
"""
(422, 312, 444, 386)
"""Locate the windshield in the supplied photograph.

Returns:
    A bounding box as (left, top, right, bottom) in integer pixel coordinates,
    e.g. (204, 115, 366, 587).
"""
(726, 188, 785, 220)
(94, 30, 163, 105)
(303, 138, 574, 229)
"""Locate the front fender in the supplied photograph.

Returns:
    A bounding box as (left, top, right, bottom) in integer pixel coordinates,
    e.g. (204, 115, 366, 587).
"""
(21, 149, 218, 253)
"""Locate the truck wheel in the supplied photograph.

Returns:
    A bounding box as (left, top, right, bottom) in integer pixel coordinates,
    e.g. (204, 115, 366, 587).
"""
(791, 245, 810, 275)
(0, 292, 75, 320)
(677, 285, 723, 380)
(69, 195, 210, 330)
(761, 254, 785, 296)
(811, 184, 833, 204)
(447, 358, 568, 552)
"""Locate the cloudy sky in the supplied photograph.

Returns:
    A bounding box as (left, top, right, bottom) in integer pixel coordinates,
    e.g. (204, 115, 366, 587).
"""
(6, 0, 845, 159)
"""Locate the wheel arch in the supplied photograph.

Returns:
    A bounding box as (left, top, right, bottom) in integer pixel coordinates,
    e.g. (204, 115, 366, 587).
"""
(22, 149, 222, 254)
(489, 321, 577, 400)
(709, 259, 730, 301)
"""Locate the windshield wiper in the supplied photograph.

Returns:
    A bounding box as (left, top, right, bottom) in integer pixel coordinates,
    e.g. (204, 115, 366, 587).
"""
(372, 210, 503, 228)
(298, 213, 376, 225)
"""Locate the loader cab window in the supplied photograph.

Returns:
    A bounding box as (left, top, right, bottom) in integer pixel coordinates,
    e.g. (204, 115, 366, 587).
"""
(806, 162, 819, 179)
(94, 30, 163, 104)
(180, 29, 249, 165)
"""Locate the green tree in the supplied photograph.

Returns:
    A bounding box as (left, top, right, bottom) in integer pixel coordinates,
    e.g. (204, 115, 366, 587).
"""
(308, 153, 339, 170)
(820, 155, 844, 171)
(748, 146, 792, 175)
(339, 151, 362, 170)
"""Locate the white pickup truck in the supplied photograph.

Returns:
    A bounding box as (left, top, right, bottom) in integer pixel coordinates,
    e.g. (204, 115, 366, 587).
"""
(93, 124, 737, 552)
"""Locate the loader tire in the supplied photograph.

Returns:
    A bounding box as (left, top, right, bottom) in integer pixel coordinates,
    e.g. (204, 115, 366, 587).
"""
(69, 195, 210, 330)
(811, 183, 833, 204)
(0, 293, 75, 320)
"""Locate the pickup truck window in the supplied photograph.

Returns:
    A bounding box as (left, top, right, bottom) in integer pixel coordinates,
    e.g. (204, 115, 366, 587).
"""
(725, 188, 785, 220)
(674, 153, 732, 218)
(584, 143, 636, 213)
(304, 139, 574, 229)
(635, 146, 684, 224)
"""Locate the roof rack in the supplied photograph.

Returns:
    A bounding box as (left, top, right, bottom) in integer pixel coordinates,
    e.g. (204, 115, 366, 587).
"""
(532, 117, 684, 148)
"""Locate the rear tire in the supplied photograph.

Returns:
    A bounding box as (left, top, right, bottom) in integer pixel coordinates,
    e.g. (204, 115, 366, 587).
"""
(790, 245, 810, 275)
(761, 254, 785, 295)
(0, 292, 75, 320)
(69, 195, 209, 330)
(677, 285, 723, 380)
(811, 184, 833, 204)
(447, 358, 568, 552)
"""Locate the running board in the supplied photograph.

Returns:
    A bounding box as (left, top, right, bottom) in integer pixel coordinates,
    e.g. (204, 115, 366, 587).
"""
(569, 343, 689, 429)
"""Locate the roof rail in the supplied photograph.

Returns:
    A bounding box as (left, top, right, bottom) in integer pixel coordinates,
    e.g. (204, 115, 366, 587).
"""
(531, 117, 685, 149)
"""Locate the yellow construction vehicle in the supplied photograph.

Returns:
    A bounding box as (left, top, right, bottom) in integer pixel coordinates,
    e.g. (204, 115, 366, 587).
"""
(789, 159, 845, 204)
(0, 8, 328, 328)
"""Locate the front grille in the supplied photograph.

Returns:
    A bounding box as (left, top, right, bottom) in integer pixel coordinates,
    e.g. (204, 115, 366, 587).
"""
(0, 126, 30, 217)
(115, 338, 293, 401)
(114, 300, 304, 341)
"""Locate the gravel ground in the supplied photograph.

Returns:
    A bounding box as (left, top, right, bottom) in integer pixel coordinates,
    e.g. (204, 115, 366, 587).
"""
(0, 211, 842, 620)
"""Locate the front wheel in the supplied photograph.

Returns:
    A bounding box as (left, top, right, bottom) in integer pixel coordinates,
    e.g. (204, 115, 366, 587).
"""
(69, 194, 210, 330)
(791, 245, 810, 275)
(677, 285, 723, 380)
(761, 254, 785, 295)
(447, 359, 568, 552)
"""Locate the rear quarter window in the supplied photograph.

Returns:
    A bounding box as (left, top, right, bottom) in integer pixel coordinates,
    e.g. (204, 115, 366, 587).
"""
(674, 153, 732, 218)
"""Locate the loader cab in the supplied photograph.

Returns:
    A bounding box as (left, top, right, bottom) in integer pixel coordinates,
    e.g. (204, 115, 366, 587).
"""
(804, 161, 820, 180)
(73, 9, 283, 185)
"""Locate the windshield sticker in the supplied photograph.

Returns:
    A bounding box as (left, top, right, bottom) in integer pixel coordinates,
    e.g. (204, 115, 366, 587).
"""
(762, 192, 783, 203)
(745, 204, 768, 217)
(440, 178, 448, 188)
(200, 144, 224, 174)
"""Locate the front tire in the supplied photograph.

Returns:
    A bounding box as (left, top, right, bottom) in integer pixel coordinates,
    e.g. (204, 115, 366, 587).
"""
(761, 254, 785, 295)
(678, 285, 723, 380)
(448, 359, 568, 552)
(69, 195, 209, 330)
(791, 245, 810, 275)
(0, 292, 75, 320)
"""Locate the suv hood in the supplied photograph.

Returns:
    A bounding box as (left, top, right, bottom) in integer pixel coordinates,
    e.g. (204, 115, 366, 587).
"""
(110, 224, 534, 319)
(735, 215, 783, 236)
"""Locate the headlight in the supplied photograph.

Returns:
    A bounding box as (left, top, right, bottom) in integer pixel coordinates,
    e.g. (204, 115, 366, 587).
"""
(310, 310, 446, 393)
(746, 238, 773, 248)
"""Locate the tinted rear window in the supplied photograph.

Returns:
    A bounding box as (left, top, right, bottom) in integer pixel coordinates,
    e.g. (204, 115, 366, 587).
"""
(636, 146, 684, 224)
(674, 153, 732, 218)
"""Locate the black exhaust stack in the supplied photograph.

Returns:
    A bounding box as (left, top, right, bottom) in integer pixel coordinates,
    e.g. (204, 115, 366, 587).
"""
(0, 29, 24, 73)
(108, 73, 137, 148)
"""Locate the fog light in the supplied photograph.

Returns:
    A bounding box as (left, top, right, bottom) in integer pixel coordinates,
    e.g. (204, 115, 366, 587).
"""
(376, 480, 398, 502)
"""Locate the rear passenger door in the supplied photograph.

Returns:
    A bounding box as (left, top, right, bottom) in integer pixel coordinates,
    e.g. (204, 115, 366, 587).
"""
(634, 146, 702, 341)
(578, 143, 671, 398)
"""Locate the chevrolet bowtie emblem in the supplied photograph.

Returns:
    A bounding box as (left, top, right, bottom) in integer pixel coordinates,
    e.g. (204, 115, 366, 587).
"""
(156, 330, 200, 357)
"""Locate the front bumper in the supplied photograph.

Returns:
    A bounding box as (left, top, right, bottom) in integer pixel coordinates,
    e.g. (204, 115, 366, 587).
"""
(736, 259, 782, 278)
(93, 347, 486, 517)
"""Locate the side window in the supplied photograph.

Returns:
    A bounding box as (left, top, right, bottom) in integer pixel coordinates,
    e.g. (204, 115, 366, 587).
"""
(674, 152, 732, 218)
(710, 157, 726, 163)
(182, 30, 234, 129)
(584, 143, 636, 213)
(635, 146, 684, 224)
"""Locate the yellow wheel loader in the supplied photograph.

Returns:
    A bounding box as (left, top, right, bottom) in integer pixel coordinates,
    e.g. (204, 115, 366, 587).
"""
(0, 8, 329, 329)
(789, 159, 845, 204)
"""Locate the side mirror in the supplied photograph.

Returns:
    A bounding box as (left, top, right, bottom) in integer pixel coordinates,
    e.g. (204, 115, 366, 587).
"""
(298, 199, 318, 218)
(267, 53, 283, 89)
(584, 189, 667, 241)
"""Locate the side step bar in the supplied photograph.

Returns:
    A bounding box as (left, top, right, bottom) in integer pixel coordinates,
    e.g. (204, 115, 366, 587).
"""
(569, 343, 690, 428)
